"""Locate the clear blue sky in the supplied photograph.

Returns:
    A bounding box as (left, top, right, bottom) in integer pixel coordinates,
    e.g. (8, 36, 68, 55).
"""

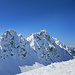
(0, 0, 75, 45)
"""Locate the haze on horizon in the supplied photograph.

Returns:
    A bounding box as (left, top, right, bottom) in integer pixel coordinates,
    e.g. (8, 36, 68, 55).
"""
(0, 0, 75, 45)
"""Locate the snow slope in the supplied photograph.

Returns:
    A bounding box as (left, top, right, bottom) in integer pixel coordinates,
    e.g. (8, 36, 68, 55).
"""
(17, 59, 75, 75)
(0, 57, 44, 75)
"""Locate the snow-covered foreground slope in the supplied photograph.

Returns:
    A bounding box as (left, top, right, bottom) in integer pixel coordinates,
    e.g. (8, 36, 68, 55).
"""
(0, 57, 44, 75)
(17, 59, 75, 75)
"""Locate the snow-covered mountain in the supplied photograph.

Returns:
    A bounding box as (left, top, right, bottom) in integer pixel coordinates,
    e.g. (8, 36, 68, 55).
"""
(0, 29, 34, 60)
(0, 29, 73, 75)
(27, 30, 72, 65)
(0, 29, 38, 75)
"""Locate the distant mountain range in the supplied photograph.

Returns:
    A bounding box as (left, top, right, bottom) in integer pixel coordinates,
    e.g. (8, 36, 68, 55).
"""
(66, 45, 75, 58)
(66, 45, 75, 50)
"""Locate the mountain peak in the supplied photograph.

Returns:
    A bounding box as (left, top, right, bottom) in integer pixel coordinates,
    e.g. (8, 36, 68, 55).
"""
(39, 30, 48, 34)
(1, 29, 17, 37)
(5, 29, 16, 33)
(27, 30, 50, 42)
(38, 30, 49, 36)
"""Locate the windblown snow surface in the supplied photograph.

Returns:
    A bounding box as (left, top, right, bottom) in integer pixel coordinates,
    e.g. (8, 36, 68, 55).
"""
(17, 59, 75, 75)
(0, 29, 74, 75)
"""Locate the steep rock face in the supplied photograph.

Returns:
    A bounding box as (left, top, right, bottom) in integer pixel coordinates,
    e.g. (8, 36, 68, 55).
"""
(27, 30, 72, 65)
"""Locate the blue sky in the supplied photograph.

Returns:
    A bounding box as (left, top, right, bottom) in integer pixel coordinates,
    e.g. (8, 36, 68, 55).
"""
(0, 0, 75, 45)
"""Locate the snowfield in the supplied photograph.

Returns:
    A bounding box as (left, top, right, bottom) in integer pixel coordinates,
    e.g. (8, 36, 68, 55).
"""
(17, 59, 75, 75)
